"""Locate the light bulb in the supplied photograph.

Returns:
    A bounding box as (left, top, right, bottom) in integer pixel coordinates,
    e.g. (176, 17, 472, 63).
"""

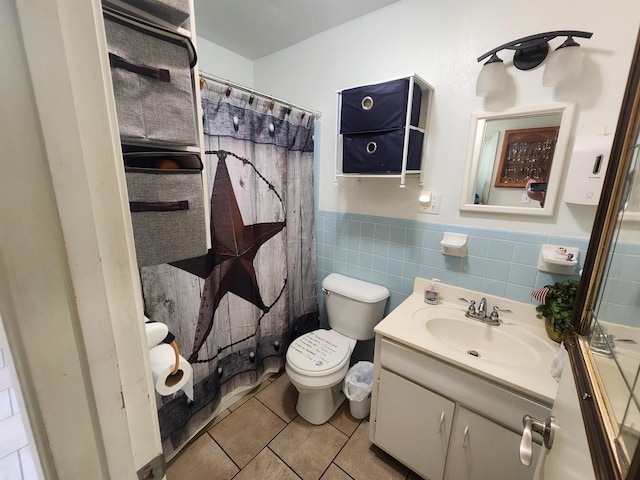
(543, 37, 583, 87)
(476, 54, 507, 97)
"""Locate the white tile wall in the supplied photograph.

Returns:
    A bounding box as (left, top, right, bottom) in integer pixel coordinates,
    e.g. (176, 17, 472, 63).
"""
(0, 346, 39, 480)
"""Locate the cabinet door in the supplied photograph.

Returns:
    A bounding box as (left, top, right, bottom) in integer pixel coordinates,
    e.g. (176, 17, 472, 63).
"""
(374, 369, 455, 480)
(445, 407, 540, 480)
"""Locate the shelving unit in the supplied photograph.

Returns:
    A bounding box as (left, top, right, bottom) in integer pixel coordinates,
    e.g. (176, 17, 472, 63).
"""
(335, 74, 434, 187)
(103, 0, 193, 37)
(102, 0, 210, 264)
(102, 0, 204, 153)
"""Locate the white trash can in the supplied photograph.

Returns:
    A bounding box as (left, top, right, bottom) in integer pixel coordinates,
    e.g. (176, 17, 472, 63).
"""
(343, 361, 374, 419)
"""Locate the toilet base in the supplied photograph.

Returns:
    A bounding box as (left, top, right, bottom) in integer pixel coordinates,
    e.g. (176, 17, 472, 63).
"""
(295, 382, 346, 425)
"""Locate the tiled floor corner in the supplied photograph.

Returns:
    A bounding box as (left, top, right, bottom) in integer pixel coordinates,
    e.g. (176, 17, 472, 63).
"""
(0, 346, 40, 480)
(209, 397, 287, 468)
(270, 416, 348, 479)
(166, 371, 419, 480)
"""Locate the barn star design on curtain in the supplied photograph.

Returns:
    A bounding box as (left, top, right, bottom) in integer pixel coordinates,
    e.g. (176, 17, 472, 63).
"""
(171, 151, 285, 362)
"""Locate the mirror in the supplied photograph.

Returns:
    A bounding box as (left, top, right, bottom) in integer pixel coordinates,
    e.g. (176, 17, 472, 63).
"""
(570, 33, 640, 478)
(460, 102, 575, 216)
(589, 126, 640, 470)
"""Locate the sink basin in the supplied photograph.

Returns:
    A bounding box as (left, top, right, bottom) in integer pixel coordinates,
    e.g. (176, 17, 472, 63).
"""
(413, 307, 556, 367)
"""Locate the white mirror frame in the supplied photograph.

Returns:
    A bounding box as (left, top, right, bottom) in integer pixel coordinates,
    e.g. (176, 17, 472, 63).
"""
(459, 102, 576, 216)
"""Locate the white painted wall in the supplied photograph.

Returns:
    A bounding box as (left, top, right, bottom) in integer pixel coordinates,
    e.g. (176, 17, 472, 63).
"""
(248, 0, 640, 237)
(2, 0, 163, 477)
(196, 36, 254, 86)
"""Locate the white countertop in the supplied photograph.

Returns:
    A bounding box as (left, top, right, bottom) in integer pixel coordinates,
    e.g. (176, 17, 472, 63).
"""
(374, 278, 562, 405)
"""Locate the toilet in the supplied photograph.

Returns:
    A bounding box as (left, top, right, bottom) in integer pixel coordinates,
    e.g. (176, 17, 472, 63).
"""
(285, 273, 389, 425)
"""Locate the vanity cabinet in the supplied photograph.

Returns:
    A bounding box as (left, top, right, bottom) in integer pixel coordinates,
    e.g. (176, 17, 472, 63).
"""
(370, 338, 547, 480)
(375, 369, 454, 480)
(445, 407, 540, 480)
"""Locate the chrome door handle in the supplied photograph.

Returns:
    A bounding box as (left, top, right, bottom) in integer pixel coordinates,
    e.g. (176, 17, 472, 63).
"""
(519, 414, 556, 466)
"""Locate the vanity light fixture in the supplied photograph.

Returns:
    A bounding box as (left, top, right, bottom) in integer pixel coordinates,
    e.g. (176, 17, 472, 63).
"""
(475, 30, 593, 97)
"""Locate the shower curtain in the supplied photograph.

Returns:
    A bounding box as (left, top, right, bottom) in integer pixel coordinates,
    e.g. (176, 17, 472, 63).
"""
(141, 82, 319, 457)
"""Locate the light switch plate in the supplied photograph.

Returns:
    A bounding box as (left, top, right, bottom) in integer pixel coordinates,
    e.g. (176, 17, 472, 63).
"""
(419, 194, 441, 214)
(430, 194, 442, 214)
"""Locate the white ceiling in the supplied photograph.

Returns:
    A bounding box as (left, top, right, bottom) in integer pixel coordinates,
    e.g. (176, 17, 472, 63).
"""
(194, 0, 402, 60)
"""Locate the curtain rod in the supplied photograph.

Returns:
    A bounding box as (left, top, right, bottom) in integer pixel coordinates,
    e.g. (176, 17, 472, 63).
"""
(199, 71, 322, 119)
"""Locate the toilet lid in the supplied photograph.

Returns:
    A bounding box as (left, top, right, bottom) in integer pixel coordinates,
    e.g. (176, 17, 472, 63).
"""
(287, 330, 351, 374)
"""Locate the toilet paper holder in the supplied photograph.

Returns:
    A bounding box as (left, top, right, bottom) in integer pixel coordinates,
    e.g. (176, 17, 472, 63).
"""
(145, 319, 181, 375)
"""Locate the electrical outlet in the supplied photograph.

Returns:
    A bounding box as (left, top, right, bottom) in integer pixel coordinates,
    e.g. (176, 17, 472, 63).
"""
(418, 193, 442, 214)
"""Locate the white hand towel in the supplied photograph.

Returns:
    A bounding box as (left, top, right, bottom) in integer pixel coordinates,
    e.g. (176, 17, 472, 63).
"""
(550, 342, 568, 382)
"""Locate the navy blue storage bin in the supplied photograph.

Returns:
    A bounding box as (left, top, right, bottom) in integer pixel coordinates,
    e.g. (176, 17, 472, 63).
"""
(340, 79, 422, 134)
(343, 129, 424, 174)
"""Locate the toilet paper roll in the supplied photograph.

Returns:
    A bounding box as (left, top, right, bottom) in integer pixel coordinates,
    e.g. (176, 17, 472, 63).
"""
(145, 321, 170, 349)
(149, 343, 194, 401)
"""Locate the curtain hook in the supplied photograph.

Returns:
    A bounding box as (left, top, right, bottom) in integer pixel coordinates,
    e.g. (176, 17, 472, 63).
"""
(269, 99, 275, 111)
(249, 92, 255, 105)
(286, 105, 292, 116)
(199, 77, 205, 90)
(225, 83, 232, 97)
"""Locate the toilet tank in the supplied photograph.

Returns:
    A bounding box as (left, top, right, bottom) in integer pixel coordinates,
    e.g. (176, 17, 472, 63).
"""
(322, 273, 389, 341)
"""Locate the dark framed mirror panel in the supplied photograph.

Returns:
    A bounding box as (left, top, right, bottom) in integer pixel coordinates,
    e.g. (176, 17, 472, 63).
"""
(568, 28, 640, 480)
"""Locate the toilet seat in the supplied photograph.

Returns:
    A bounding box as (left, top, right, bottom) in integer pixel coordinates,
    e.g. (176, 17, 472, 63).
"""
(286, 330, 351, 377)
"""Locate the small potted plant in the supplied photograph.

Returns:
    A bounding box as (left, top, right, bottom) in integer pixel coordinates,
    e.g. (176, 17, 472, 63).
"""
(532, 279, 580, 343)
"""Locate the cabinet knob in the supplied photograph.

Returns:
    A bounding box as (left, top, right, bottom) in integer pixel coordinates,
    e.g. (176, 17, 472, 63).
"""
(519, 414, 556, 466)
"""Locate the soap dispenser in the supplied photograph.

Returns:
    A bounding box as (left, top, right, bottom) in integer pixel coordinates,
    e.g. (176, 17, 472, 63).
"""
(424, 278, 440, 305)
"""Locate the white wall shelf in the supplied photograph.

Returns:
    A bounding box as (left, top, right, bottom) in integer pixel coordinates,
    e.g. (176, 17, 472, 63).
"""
(537, 244, 580, 275)
(335, 73, 434, 188)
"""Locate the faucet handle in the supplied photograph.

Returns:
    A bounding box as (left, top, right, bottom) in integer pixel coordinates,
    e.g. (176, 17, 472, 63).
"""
(467, 300, 477, 315)
(490, 306, 500, 322)
(459, 297, 477, 315)
(494, 306, 513, 314)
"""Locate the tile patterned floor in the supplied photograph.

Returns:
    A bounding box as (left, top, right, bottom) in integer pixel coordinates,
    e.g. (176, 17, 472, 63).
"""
(167, 371, 422, 480)
(0, 347, 39, 480)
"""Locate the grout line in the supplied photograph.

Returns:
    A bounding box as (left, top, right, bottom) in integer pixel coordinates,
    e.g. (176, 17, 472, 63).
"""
(265, 445, 302, 480)
(17, 448, 26, 480)
(254, 395, 297, 424)
(252, 383, 298, 425)
(211, 397, 290, 476)
(205, 431, 242, 473)
(325, 415, 353, 440)
(9, 388, 18, 415)
(332, 462, 356, 479)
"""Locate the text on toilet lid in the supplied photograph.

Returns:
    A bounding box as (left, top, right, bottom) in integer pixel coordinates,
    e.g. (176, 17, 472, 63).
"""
(291, 333, 341, 367)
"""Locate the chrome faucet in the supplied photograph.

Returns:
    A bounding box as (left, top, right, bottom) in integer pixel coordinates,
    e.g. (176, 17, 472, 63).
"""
(590, 324, 614, 357)
(477, 298, 488, 318)
(590, 325, 637, 357)
(460, 297, 504, 326)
